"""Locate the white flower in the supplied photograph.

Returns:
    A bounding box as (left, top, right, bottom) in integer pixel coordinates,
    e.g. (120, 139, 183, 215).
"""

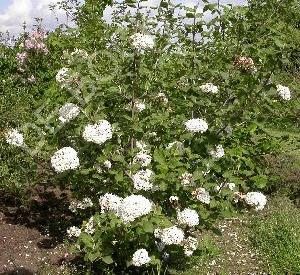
(215, 182, 236, 192)
(99, 193, 123, 213)
(70, 48, 88, 59)
(177, 208, 199, 227)
(156, 92, 168, 103)
(117, 195, 152, 223)
(276, 84, 291, 100)
(157, 226, 185, 245)
(83, 120, 113, 145)
(133, 152, 152, 167)
(77, 198, 93, 210)
(136, 140, 148, 152)
(244, 192, 267, 211)
(209, 144, 225, 159)
(185, 118, 208, 133)
(103, 160, 112, 169)
(134, 101, 146, 112)
(67, 226, 81, 238)
(84, 217, 95, 234)
(183, 236, 198, 256)
(169, 196, 179, 203)
(200, 83, 218, 94)
(50, 147, 80, 173)
(192, 188, 211, 204)
(56, 67, 69, 83)
(69, 201, 78, 213)
(5, 129, 24, 147)
(132, 169, 154, 190)
(131, 33, 155, 51)
(132, 249, 151, 267)
(179, 172, 193, 186)
(58, 103, 80, 123)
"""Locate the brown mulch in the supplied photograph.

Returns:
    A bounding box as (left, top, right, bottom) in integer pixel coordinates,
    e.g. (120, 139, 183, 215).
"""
(0, 187, 75, 274)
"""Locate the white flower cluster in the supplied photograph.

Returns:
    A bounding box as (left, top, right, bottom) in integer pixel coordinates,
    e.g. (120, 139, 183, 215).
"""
(133, 152, 152, 167)
(132, 169, 154, 190)
(215, 182, 236, 192)
(200, 83, 218, 94)
(156, 92, 168, 103)
(185, 118, 208, 133)
(169, 196, 179, 203)
(132, 249, 151, 267)
(155, 226, 185, 245)
(192, 188, 211, 204)
(103, 160, 112, 169)
(276, 84, 291, 101)
(99, 194, 153, 223)
(84, 217, 95, 234)
(56, 67, 69, 83)
(67, 226, 81, 238)
(177, 208, 199, 227)
(183, 236, 198, 256)
(117, 195, 153, 223)
(136, 140, 148, 151)
(131, 33, 155, 51)
(210, 144, 225, 159)
(58, 103, 80, 123)
(69, 198, 93, 212)
(5, 129, 24, 147)
(134, 101, 146, 112)
(50, 147, 80, 173)
(99, 193, 123, 213)
(179, 172, 193, 186)
(244, 192, 267, 211)
(83, 120, 112, 145)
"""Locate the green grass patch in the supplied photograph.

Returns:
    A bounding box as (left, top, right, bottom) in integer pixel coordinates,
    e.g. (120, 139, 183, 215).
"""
(250, 196, 300, 274)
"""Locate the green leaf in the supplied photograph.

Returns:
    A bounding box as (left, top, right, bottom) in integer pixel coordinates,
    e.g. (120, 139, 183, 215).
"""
(143, 221, 154, 233)
(102, 255, 114, 264)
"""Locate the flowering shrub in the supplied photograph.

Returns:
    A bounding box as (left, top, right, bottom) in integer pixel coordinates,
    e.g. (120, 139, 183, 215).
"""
(1, 0, 299, 272)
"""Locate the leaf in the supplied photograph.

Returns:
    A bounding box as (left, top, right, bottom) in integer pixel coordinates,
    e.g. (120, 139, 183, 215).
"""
(143, 221, 154, 233)
(102, 255, 114, 264)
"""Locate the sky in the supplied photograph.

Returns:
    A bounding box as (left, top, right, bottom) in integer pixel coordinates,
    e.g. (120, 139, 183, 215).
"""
(0, 0, 247, 35)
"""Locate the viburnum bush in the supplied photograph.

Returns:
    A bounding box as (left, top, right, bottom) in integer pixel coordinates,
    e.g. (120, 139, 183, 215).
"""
(2, 0, 299, 272)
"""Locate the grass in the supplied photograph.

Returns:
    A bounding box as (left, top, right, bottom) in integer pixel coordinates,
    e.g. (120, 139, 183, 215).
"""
(250, 196, 300, 274)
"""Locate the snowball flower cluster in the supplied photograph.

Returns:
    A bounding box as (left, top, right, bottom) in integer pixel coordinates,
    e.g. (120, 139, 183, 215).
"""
(185, 118, 208, 133)
(169, 196, 179, 203)
(155, 226, 185, 245)
(16, 52, 28, 65)
(133, 152, 152, 167)
(56, 67, 70, 83)
(103, 160, 112, 169)
(200, 83, 218, 94)
(132, 249, 151, 267)
(234, 56, 256, 72)
(192, 188, 211, 204)
(276, 84, 291, 101)
(5, 129, 24, 147)
(134, 101, 146, 112)
(82, 120, 112, 145)
(117, 195, 153, 223)
(67, 226, 81, 238)
(179, 172, 193, 186)
(99, 193, 123, 213)
(177, 208, 199, 227)
(156, 92, 168, 103)
(50, 147, 80, 173)
(58, 103, 80, 123)
(132, 169, 154, 190)
(244, 192, 267, 211)
(131, 33, 155, 51)
(183, 236, 198, 256)
(210, 144, 225, 159)
(70, 48, 88, 59)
